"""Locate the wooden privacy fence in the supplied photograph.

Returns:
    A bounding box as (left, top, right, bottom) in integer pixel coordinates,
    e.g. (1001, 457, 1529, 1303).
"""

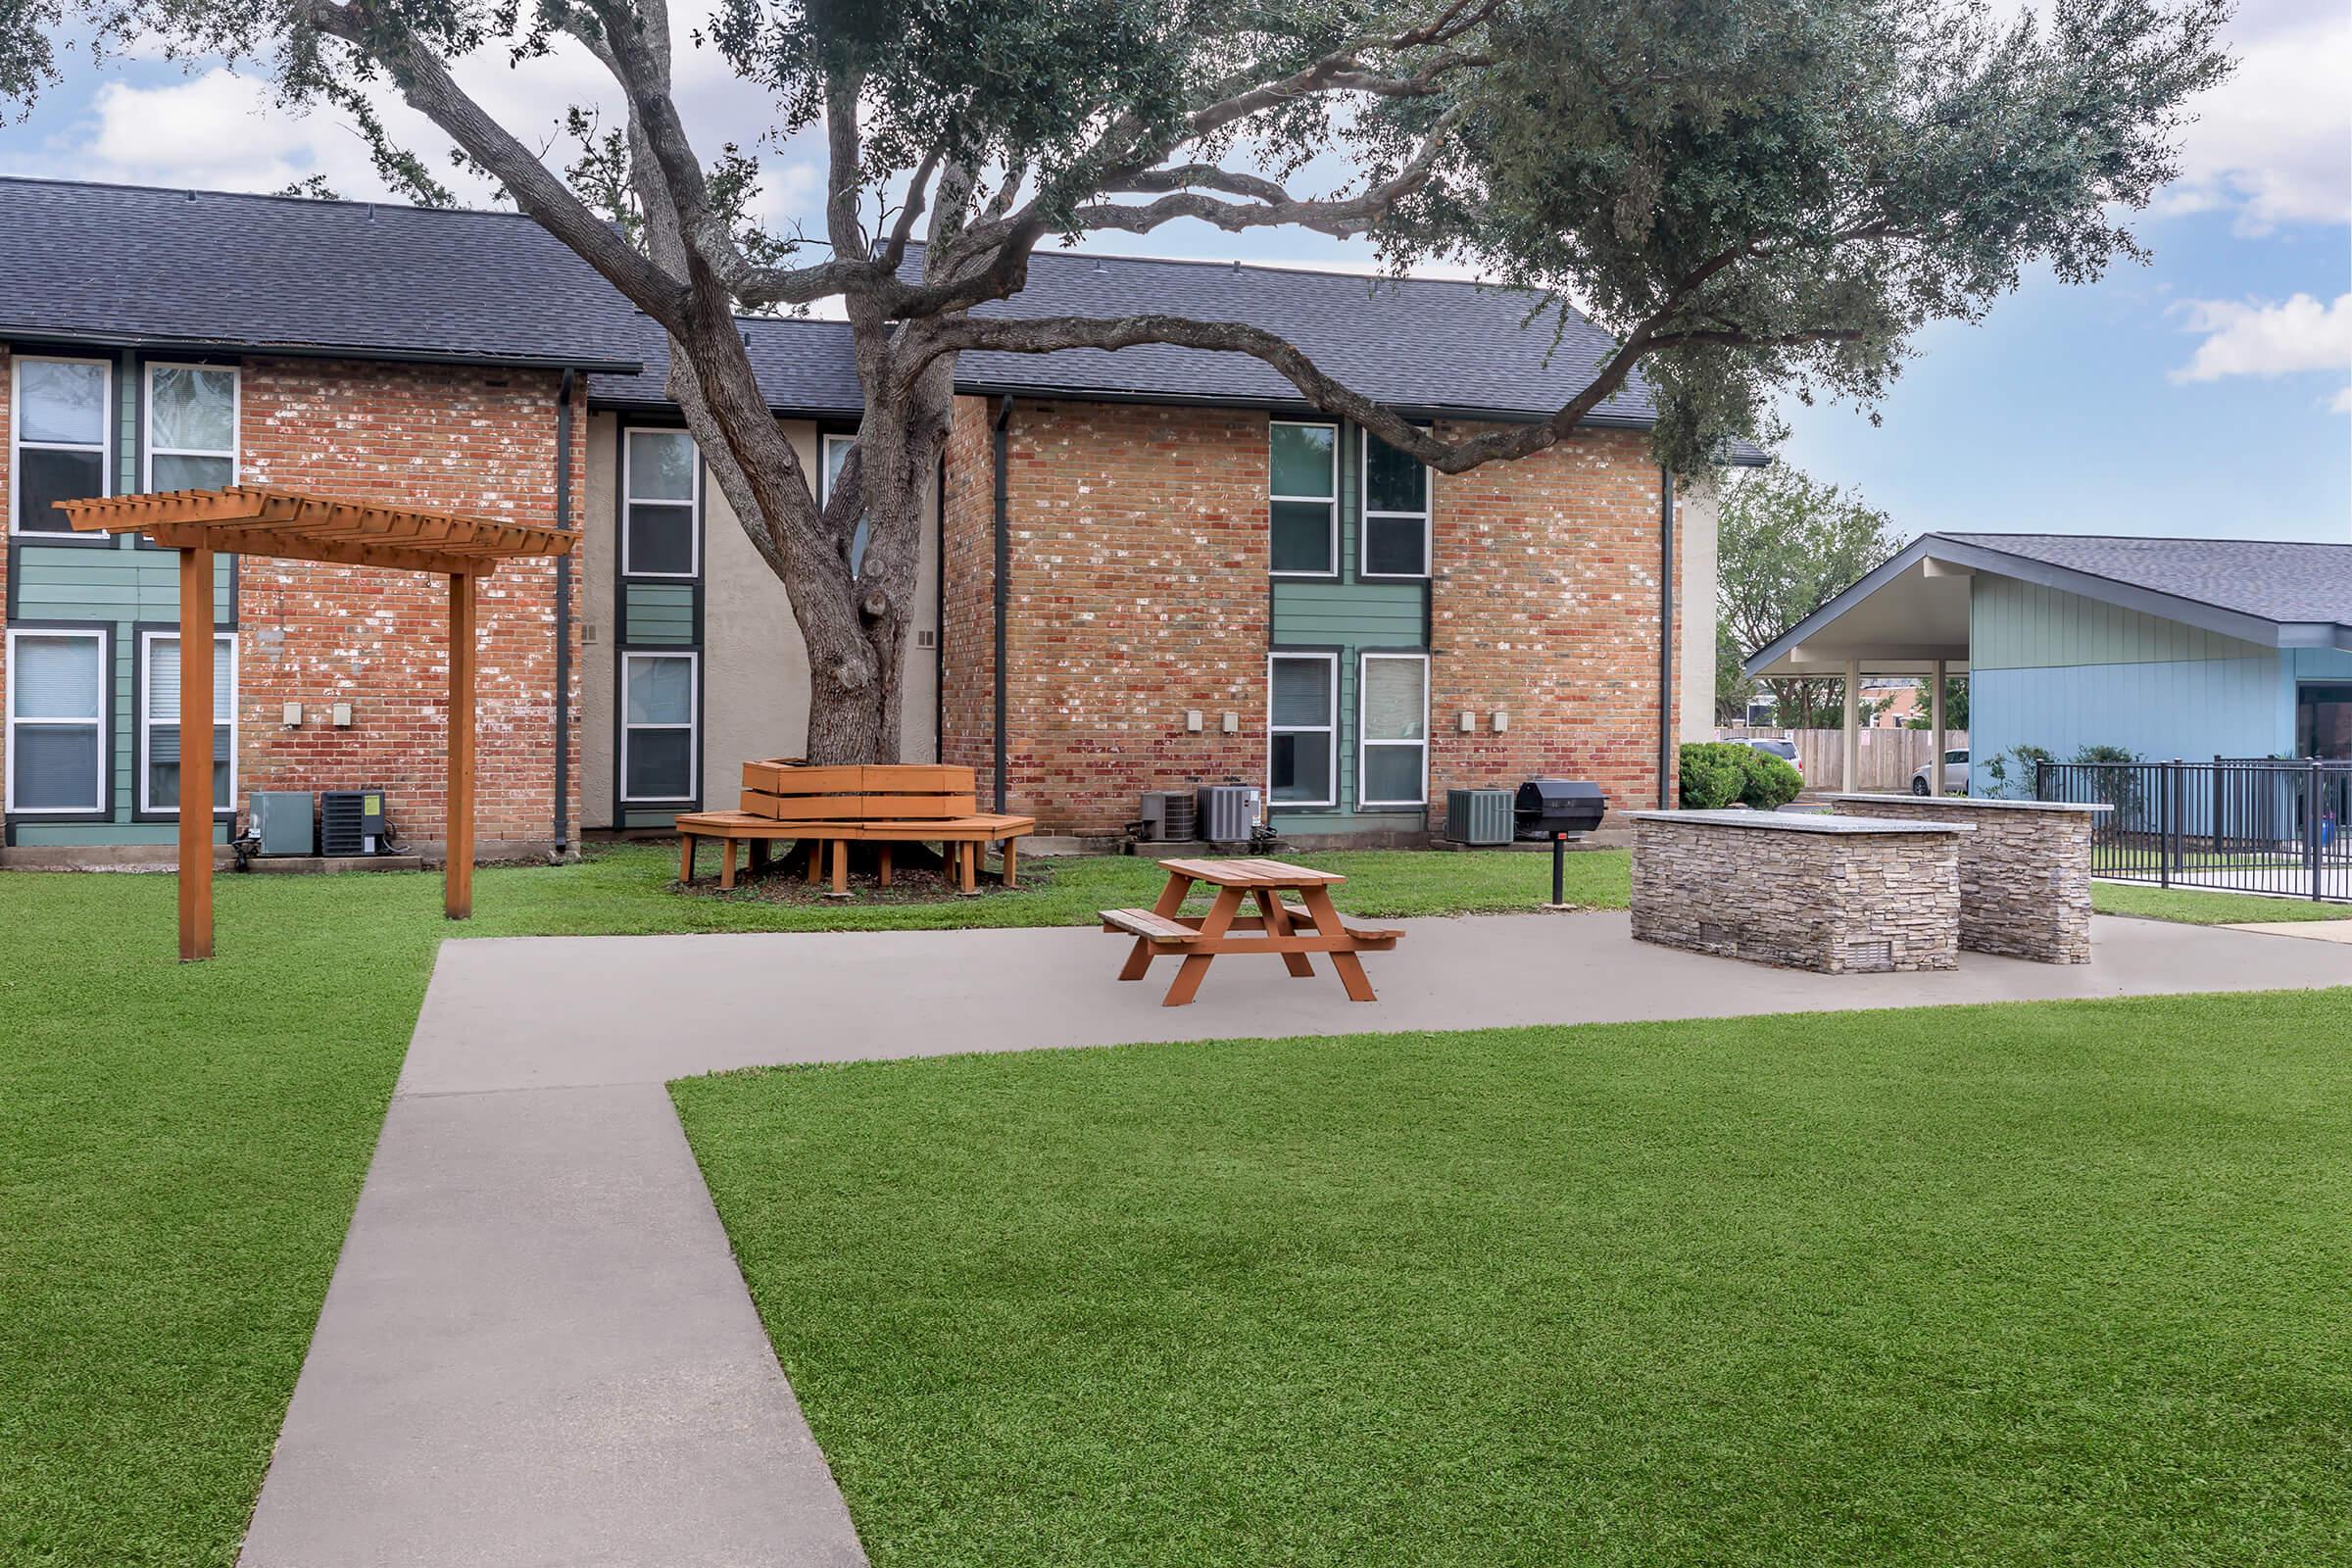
(1717, 728, 1970, 793)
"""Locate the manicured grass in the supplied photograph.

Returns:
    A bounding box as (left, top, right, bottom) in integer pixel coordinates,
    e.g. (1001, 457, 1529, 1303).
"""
(2089, 879, 2351, 924)
(676, 991, 2352, 1567)
(0, 843, 1612, 1565)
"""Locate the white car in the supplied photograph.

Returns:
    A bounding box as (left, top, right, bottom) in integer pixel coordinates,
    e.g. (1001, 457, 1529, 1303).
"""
(1912, 748, 1969, 795)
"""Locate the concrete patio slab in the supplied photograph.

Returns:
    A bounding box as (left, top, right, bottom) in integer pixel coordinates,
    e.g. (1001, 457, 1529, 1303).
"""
(2227, 918, 2352, 943)
(245, 910, 2348, 1566)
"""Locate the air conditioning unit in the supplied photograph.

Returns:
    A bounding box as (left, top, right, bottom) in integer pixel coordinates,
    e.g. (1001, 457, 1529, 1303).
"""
(1196, 784, 1261, 846)
(1445, 787, 1516, 846)
(248, 791, 316, 857)
(320, 788, 389, 857)
(1137, 789, 1200, 842)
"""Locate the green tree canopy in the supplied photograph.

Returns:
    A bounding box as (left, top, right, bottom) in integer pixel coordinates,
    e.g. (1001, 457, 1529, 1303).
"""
(0, 0, 2230, 759)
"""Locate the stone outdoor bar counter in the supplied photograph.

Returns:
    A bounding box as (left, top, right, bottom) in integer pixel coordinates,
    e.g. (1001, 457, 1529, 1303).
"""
(1824, 794, 2109, 963)
(1629, 809, 1970, 973)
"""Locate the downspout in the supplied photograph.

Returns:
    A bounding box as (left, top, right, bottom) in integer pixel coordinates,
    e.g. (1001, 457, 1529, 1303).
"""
(553, 369, 575, 857)
(934, 453, 947, 763)
(991, 396, 1012, 813)
(1657, 466, 1675, 809)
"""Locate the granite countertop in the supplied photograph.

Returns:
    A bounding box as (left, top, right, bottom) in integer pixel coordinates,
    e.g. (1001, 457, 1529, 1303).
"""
(1628, 809, 1974, 835)
(1821, 793, 2112, 812)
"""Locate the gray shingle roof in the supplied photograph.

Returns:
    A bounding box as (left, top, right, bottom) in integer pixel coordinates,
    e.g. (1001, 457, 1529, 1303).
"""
(591, 313, 864, 415)
(0, 175, 643, 369)
(1936, 533, 2352, 628)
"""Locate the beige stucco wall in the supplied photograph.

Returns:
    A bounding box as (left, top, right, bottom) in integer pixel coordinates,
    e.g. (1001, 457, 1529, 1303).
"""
(581, 411, 939, 829)
(1677, 473, 1721, 742)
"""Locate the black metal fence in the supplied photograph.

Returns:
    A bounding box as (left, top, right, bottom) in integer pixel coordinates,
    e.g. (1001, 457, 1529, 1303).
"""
(2034, 758, 2352, 903)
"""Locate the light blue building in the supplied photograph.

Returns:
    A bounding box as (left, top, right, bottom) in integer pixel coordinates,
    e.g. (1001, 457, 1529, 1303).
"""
(1745, 534, 2352, 794)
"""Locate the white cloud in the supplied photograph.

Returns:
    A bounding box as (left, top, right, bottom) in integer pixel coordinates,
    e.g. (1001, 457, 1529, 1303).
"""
(2172, 292, 2352, 412)
(2162, 10, 2352, 230)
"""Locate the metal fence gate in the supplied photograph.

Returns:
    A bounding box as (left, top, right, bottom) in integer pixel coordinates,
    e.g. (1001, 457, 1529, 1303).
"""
(2034, 758, 2351, 904)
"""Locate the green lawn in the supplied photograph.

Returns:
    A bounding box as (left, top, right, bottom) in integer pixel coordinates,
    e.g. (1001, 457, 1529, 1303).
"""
(0, 843, 1615, 1566)
(2088, 879, 2351, 924)
(676, 991, 2352, 1568)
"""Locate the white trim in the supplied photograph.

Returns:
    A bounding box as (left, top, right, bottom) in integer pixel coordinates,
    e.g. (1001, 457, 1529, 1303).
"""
(1268, 418, 1339, 577)
(619, 649, 700, 803)
(819, 432, 855, 503)
(1266, 651, 1340, 808)
(620, 425, 702, 579)
(1357, 424, 1431, 579)
(10, 354, 113, 536)
(1356, 650, 1431, 808)
(138, 629, 239, 817)
(142, 362, 241, 492)
(5, 625, 110, 813)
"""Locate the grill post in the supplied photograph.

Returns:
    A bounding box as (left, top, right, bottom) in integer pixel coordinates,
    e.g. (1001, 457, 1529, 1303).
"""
(1551, 831, 1567, 908)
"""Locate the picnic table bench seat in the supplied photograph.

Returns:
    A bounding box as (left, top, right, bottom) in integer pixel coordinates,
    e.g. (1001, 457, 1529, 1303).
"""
(675, 760, 1033, 894)
(1102, 858, 1404, 1005)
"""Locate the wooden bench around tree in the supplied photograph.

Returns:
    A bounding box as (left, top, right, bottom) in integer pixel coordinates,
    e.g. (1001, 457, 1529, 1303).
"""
(675, 760, 1035, 895)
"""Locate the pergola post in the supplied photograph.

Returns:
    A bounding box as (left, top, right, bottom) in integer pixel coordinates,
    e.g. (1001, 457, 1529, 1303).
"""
(446, 571, 476, 920)
(1931, 658, 1948, 797)
(177, 546, 216, 961)
(1841, 658, 1861, 793)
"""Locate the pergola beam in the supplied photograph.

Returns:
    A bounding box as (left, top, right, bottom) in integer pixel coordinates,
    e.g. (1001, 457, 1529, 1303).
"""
(148, 523, 496, 579)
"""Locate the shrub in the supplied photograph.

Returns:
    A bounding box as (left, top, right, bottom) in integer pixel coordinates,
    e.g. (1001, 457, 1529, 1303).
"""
(1984, 744, 2054, 801)
(1677, 743, 1746, 809)
(1731, 746, 1805, 808)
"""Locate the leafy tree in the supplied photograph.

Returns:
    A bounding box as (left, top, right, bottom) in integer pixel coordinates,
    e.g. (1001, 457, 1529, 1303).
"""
(1904, 675, 1970, 731)
(1715, 462, 1906, 729)
(3, 0, 2230, 760)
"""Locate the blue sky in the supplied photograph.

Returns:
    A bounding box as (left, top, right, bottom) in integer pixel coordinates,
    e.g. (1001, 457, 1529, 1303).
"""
(5, 2, 2345, 546)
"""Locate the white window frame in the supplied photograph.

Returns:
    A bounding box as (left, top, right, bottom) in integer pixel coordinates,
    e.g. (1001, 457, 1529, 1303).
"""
(10, 355, 113, 537)
(1357, 424, 1431, 580)
(620, 425, 702, 579)
(138, 629, 239, 817)
(1266, 651, 1340, 809)
(819, 432, 875, 576)
(1356, 651, 1431, 809)
(143, 362, 241, 493)
(1268, 418, 1340, 578)
(619, 650, 700, 804)
(5, 625, 110, 814)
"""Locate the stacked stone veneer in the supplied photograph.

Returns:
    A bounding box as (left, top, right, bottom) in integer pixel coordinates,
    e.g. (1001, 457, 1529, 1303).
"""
(1631, 812, 1964, 973)
(1826, 795, 2099, 963)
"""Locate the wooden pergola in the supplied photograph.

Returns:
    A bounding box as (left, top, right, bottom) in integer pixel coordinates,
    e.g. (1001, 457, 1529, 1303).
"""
(58, 485, 577, 961)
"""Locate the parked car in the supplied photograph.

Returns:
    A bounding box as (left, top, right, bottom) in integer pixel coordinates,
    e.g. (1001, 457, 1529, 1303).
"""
(1730, 736, 1803, 782)
(1912, 748, 1969, 795)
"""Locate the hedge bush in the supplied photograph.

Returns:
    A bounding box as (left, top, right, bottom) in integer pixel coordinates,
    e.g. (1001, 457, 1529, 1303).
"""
(1679, 742, 1805, 810)
(1732, 746, 1805, 808)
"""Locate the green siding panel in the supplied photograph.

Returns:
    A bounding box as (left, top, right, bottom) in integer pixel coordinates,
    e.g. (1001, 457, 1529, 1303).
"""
(11, 821, 227, 847)
(623, 582, 698, 646)
(14, 544, 234, 623)
(1971, 575, 2269, 670)
(1271, 581, 1423, 645)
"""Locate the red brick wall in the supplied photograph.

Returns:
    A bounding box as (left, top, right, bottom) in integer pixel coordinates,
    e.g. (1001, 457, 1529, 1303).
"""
(233, 359, 583, 849)
(939, 396, 998, 796)
(1428, 424, 1675, 824)
(943, 398, 1272, 835)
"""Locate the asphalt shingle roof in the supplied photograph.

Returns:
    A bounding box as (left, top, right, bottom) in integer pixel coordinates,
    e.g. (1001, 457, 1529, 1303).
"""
(593, 313, 864, 415)
(0, 175, 643, 369)
(1936, 533, 2352, 628)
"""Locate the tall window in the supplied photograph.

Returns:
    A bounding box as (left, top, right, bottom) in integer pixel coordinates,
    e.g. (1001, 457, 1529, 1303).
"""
(621, 651, 698, 803)
(1358, 652, 1429, 808)
(1267, 653, 1338, 808)
(12, 357, 110, 534)
(145, 364, 239, 491)
(5, 627, 108, 812)
(820, 433, 872, 576)
(622, 427, 699, 577)
(1360, 428, 1430, 577)
(1269, 420, 1337, 575)
(140, 631, 237, 814)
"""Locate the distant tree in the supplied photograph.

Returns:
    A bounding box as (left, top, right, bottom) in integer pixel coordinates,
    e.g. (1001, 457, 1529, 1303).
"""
(6, 0, 2230, 760)
(1716, 463, 1904, 730)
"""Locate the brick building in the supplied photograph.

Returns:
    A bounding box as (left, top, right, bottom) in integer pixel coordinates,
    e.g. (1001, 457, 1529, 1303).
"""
(2, 176, 1746, 861)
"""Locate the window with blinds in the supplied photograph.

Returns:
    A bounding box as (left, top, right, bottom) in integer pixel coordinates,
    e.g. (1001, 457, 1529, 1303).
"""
(1358, 652, 1430, 808)
(141, 632, 237, 814)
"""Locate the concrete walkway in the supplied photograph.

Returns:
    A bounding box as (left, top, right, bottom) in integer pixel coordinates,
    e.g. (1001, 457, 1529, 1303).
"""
(240, 912, 2349, 1566)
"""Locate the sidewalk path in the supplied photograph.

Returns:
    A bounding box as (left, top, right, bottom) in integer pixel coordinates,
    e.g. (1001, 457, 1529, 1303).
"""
(240, 912, 2348, 1566)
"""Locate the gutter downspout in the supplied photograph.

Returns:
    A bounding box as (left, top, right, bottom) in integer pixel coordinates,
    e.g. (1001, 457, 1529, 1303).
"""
(991, 396, 1012, 813)
(553, 369, 575, 857)
(1658, 467, 1675, 809)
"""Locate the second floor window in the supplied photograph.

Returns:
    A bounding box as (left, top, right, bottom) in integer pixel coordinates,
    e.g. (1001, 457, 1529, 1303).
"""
(1269, 420, 1337, 575)
(13, 357, 110, 534)
(146, 365, 238, 491)
(623, 427, 700, 577)
(1360, 429, 1430, 577)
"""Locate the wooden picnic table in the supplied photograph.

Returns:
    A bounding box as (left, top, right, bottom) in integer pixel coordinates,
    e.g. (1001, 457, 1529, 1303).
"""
(1100, 858, 1402, 1007)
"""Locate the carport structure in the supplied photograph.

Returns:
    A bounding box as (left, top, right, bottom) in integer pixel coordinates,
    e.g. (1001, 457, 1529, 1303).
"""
(58, 485, 576, 960)
(1743, 538, 1975, 791)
